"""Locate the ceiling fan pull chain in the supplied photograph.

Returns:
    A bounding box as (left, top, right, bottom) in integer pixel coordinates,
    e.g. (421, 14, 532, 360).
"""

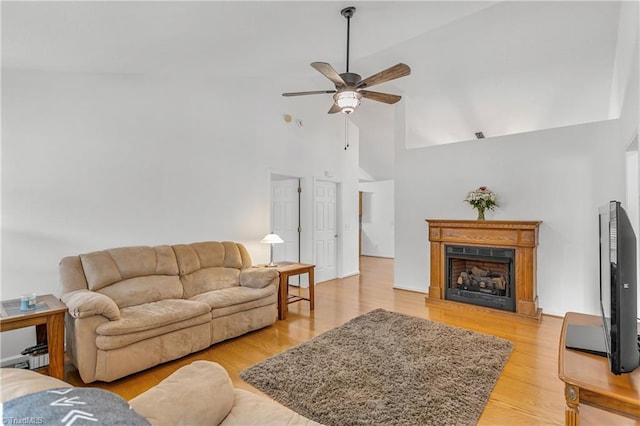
(344, 116, 350, 150)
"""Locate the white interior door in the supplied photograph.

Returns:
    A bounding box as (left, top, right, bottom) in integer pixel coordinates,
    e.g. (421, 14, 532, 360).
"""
(271, 178, 300, 263)
(314, 180, 338, 283)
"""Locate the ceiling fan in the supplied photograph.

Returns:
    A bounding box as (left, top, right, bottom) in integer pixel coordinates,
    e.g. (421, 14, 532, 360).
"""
(282, 6, 411, 115)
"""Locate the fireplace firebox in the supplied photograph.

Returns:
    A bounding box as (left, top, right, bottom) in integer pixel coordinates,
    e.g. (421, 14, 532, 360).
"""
(444, 245, 515, 312)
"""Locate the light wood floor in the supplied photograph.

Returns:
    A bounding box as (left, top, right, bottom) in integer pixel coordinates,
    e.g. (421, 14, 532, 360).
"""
(64, 256, 636, 425)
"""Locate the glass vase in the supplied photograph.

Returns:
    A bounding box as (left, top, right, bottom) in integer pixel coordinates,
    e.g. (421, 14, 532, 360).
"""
(476, 206, 485, 220)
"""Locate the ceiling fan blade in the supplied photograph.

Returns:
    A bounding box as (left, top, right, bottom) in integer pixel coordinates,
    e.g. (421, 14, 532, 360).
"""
(357, 63, 411, 89)
(359, 90, 402, 104)
(328, 103, 342, 114)
(282, 90, 336, 97)
(311, 62, 347, 88)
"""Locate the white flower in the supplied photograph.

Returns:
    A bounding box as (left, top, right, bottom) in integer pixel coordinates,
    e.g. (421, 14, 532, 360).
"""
(464, 186, 499, 211)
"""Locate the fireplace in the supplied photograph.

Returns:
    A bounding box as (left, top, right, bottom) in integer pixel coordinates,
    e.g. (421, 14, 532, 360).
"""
(426, 219, 542, 320)
(444, 245, 515, 312)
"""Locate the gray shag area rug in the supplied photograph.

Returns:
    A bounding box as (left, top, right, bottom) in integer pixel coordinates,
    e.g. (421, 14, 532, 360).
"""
(240, 308, 513, 426)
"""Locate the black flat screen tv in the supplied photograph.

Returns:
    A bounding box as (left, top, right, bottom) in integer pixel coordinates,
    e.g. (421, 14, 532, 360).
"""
(598, 200, 639, 375)
(565, 200, 639, 375)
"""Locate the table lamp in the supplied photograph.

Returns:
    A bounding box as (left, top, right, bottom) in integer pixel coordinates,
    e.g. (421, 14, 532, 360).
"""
(261, 233, 284, 267)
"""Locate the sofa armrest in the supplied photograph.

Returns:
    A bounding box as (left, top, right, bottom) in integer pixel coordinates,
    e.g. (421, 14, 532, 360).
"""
(61, 290, 120, 320)
(0, 368, 71, 403)
(129, 361, 234, 426)
(239, 268, 279, 289)
(222, 389, 323, 426)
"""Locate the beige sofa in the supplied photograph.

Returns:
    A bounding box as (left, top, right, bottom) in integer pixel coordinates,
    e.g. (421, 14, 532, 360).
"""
(1, 361, 321, 426)
(60, 241, 279, 383)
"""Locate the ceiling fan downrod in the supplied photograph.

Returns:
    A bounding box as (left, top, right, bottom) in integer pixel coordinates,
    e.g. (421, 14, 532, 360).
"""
(341, 6, 356, 73)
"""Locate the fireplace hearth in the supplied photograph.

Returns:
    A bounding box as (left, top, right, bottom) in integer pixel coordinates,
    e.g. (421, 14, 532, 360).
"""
(426, 219, 542, 320)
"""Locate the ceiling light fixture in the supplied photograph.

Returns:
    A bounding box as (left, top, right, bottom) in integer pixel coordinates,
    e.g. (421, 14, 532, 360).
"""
(334, 90, 362, 114)
(282, 6, 410, 115)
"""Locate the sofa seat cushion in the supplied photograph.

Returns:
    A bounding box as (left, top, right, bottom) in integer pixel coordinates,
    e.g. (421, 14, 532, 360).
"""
(96, 299, 211, 336)
(191, 286, 276, 320)
(95, 312, 212, 351)
(190, 286, 275, 309)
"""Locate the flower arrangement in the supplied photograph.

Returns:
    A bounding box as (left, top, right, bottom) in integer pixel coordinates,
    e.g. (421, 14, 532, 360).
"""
(464, 186, 498, 220)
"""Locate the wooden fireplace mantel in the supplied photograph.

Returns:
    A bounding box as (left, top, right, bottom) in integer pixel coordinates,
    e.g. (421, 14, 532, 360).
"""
(426, 219, 542, 320)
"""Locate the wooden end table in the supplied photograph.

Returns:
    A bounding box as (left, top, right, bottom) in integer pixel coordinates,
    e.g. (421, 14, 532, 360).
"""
(558, 312, 640, 425)
(274, 262, 315, 320)
(0, 294, 67, 380)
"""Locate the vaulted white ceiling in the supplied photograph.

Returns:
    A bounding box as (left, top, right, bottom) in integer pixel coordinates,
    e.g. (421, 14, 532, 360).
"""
(2, 1, 631, 180)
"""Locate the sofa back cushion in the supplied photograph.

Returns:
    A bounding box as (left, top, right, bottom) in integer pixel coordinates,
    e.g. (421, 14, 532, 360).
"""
(98, 276, 183, 309)
(180, 268, 241, 299)
(173, 242, 253, 298)
(173, 242, 246, 273)
(78, 246, 182, 308)
(60, 241, 254, 306)
(80, 246, 179, 291)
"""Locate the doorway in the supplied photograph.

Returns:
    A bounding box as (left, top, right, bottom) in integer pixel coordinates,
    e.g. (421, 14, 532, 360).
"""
(270, 175, 301, 264)
(314, 180, 339, 283)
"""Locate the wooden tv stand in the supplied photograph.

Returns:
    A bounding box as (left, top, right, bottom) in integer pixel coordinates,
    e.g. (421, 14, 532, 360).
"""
(558, 312, 640, 425)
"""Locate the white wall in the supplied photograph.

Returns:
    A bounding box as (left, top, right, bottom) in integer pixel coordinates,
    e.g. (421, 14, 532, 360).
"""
(395, 96, 629, 316)
(359, 180, 394, 258)
(1, 70, 360, 362)
(395, 111, 638, 318)
(616, 5, 640, 311)
(394, 3, 639, 316)
(341, 121, 361, 277)
(609, 0, 639, 119)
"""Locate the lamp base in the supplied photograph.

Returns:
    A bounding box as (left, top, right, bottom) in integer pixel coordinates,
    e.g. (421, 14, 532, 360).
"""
(267, 244, 278, 267)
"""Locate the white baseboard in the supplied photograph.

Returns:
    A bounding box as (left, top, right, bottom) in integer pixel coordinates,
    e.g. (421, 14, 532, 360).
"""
(1, 354, 28, 368)
(341, 270, 360, 279)
(392, 284, 427, 294)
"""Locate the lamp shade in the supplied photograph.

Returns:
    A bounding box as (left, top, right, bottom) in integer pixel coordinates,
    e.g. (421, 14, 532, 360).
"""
(261, 233, 284, 244)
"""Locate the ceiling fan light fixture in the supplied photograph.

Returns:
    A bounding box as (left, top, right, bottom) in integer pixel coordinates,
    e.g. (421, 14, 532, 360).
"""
(334, 90, 362, 114)
(282, 6, 410, 115)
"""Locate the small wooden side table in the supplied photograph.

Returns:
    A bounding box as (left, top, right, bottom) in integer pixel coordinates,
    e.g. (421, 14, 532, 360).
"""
(558, 312, 640, 425)
(275, 262, 315, 320)
(0, 294, 67, 380)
